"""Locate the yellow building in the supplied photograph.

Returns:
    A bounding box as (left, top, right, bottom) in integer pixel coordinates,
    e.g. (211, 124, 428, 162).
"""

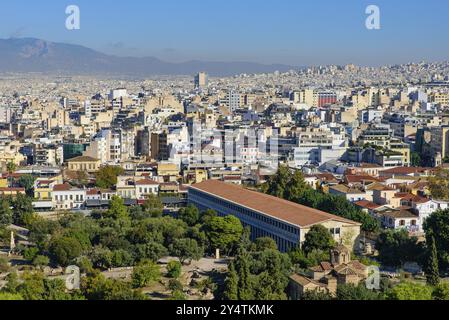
(34, 179, 57, 200)
(0, 187, 26, 197)
(66, 156, 101, 173)
(0, 177, 8, 188)
(157, 163, 179, 181)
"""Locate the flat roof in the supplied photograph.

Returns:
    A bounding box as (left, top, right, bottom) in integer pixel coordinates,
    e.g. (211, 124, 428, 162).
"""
(190, 180, 360, 228)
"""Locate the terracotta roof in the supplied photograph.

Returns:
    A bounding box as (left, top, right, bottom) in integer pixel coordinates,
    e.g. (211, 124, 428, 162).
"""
(315, 173, 338, 182)
(191, 180, 360, 228)
(330, 184, 365, 194)
(87, 189, 101, 195)
(0, 187, 25, 192)
(354, 200, 381, 210)
(67, 156, 99, 162)
(289, 274, 326, 287)
(346, 175, 380, 184)
(381, 167, 431, 175)
(382, 209, 417, 219)
(396, 193, 430, 203)
(320, 262, 333, 271)
(135, 179, 159, 186)
(53, 184, 72, 191)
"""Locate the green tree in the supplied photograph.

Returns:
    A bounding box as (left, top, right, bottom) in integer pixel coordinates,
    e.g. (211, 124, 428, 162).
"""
(411, 152, 422, 167)
(178, 205, 200, 226)
(386, 282, 433, 300)
(0, 256, 10, 273)
(301, 290, 333, 300)
(90, 246, 114, 270)
(6, 162, 16, 174)
(12, 193, 35, 226)
(167, 260, 182, 278)
(0, 198, 13, 228)
(82, 272, 146, 300)
(235, 250, 253, 300)
(284, 170, 308, 201)
(376, 229, 424, 267)
(433, 282, 449, 300)
(426, 235, 440, 286)
(3, 271, 20, 293)
(131, 261, 161, 288)
(253, 237, 278, 252)
(170, 290, 187, 300)
(428, 169, 449, 201)
(170, 238, 204, 264)
(95, 166, 124, 189)
(0, 293, 23, 300)
(250, 249, 292, 300)
(32, 255, 50, 268)
(49, 236, 83, 267)
(23, 247, 39, 262)
(303, 225, 335, 254)
(168, 279, 183, 292)
(18, 174, 36, 197)
(142, 194, 164, 217)
(104, 196, 129, 220)
(200, 209, 217, 225)
(206, 215, 243, 254)
(424, 209, 449, 269)
(337, 284, 383, 300)
(264, 166, 290, 198)
(223, 262, 238, 300)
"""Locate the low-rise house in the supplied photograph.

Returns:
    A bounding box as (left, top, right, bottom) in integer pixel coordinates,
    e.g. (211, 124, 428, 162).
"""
(354, 200, 383, 216)
(0, 187, 25, 197)
(329, 184, 371, 202)
(380, 208, 420, 232)
(135, 179, 160, 200)
(372, 185, 399, 207)
(52, 184, 86, 210)
(34, 179, 57, 200)
(157, 163, 179, 182)
(66, 156, 101, 173)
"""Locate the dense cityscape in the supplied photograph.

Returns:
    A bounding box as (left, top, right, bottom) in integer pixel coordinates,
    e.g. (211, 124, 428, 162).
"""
(2, 0, 449, 307)
(1, 61, 449, 301)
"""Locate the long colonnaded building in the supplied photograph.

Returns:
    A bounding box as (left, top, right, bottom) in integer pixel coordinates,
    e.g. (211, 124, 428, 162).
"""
(188, 180, 361, 252)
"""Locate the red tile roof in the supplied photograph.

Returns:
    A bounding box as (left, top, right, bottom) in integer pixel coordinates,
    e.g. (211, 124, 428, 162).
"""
(354, 200, 381, 210)
(0, 187, 25, 192)
(345, 175, 380, 184)
(381, 167, 432, 175)
(53, 184, 72, 191)
(191, 180, 360, 228)
(135, 179, 159, 186)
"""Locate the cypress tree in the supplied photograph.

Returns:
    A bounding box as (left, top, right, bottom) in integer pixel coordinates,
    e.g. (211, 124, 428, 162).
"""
(223, 262, 238, 300)
(426, 235, 440, 287)
(236, 251, 253, 300)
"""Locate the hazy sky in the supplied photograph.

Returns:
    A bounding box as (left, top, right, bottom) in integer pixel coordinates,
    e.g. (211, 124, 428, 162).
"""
(1, 0, 448, 66)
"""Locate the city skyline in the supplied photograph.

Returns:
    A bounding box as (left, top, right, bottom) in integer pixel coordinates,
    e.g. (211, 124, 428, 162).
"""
(1, 0, 449, 66)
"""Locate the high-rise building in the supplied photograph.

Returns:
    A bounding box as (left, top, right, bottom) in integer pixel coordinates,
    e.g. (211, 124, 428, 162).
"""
(194, 72, 208, 89)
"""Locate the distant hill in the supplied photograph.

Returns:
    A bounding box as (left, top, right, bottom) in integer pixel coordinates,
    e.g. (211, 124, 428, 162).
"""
(0, 38, 297, 77)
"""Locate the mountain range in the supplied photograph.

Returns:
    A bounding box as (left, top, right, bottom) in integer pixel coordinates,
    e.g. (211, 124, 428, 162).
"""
(0, 38, 297, 77)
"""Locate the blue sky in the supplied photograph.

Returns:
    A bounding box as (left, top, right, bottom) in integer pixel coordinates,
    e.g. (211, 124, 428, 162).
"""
(1, 0, 448, 66)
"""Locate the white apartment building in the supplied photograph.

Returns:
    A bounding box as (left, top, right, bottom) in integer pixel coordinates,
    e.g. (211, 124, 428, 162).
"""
(52, 184, 86, 210)
(293, 126, 347, 167)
